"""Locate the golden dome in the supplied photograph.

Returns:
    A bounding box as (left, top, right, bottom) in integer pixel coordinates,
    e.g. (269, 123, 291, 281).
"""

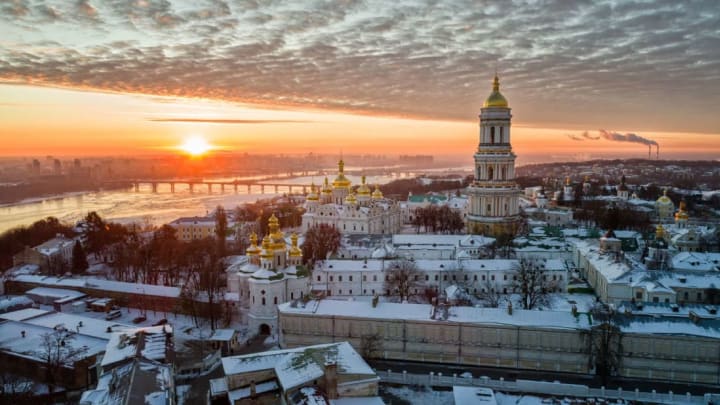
(656, 189, 673, 205)
(332, 159, 352, 189)
(371, 184, 383, 199)
(268, 213, 284, 242)
(260, 234, 274, 258)
(321, 177, 333, 195)
(675, 200, 689, 220)
(356, 175, 371, 196)
(345, 192, 357, 204)
(306, 183, 319, 201)
(289, 233, 303, 257)
(246, 232, 260, 255)
(482, 75, 509, 108)
(655, 224, 665, 239)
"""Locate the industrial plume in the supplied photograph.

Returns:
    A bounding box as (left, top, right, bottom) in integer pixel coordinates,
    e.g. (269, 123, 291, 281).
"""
(567, 130, 660, 159)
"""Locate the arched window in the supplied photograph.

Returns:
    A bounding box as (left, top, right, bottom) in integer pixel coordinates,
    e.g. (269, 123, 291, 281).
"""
(262, 297, 266, 305)
(490, 127, 495, 143)
(274, 297, 278, 305)
(501, 167, 506, 180)
(499, 127, 504, 142)
(488, 166, 494, 180)
(487, 203, 492, 214)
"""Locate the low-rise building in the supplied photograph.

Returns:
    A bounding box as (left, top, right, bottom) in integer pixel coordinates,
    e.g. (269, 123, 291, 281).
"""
(278, 299, 720, 385)
(210, 341, 380, 404)
(169, 216, 217, 241)
(12, 234, 75, 273)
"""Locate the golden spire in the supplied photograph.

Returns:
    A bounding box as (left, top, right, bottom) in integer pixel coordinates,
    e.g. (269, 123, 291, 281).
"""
(268, 213, 284, 243)
(322, 176, 332, 194)
(289, 232, 302, 257)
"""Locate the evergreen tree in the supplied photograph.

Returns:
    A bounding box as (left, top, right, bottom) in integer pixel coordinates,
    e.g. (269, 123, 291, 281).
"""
(71, 240, 88, 274)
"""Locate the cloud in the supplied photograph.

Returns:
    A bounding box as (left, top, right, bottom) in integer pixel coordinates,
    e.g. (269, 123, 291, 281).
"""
(0, 0, 718, 132)
(148, 118, 313, 124)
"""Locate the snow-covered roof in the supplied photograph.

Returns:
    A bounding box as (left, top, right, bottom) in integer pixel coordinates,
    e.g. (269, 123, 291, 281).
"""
(209, 328, 236, 342)
(0, 296, 34, 313)
(279, 300, 590, 330)
(222, 342, 376, 392)
(0, 320, 107, 363)
(25, 287, 86, 301)
(11, 275, 181, 298)
(80, 358, 174, 405)
(453, 386, 497, 405)
(101, 325, 173, 368)
(227, 381, 278, 402)
(329, 398, 385, 405)
(21, 311, 133, 339)
(572, 240, 633, 282)
(672, 252, 720, 272)
(33, 236, 74, 256)
(0, 307, 49, 321)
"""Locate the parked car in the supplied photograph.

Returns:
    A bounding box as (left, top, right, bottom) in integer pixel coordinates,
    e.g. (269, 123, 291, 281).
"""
(153, 318, 168, 326)
(105, 309, 122, 320)
(132, 316, 147, 324)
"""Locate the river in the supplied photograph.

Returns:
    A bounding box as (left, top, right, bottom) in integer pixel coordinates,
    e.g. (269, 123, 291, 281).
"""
(0, 170, 458, 232)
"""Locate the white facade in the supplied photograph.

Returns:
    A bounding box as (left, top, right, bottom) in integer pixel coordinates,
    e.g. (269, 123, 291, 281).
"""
(310, 257, 568, 298)
(302, 162, 401, 235)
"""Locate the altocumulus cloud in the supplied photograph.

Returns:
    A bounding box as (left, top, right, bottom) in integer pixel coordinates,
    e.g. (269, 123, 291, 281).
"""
(0, 0, 719, 132)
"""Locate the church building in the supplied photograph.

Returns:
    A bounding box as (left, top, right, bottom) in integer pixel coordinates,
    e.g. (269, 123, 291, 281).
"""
(466, 75, 522, 237)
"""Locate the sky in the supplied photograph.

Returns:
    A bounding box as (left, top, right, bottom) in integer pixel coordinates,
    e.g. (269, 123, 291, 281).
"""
(1, 0, 719, 163)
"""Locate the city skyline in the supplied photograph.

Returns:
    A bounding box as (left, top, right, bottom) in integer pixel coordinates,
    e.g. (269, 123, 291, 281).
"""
(1, 1, 719, 162)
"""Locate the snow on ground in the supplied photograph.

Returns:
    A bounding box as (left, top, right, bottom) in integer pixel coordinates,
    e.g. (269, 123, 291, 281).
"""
(381, 386, 630, 405)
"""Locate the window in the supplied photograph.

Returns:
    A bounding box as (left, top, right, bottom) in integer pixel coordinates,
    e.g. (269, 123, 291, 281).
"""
(338, 276, 343, 282)
(474, 275, 477, 281)
(317, 276, 321, 282)
(349, 290, 353, 295)
(499, 126, 504, 142)
(491, 275, 495, 281)
(443, 275, 448, 281)
(465, 275, 469, 281)
(330, 276, 334, 282)
(452, 275, 456, 281)
(349, 276, 353, 282)
(481, 275, 486, 281)
(363, 275, 367, 281)
(373, 275, 377, 282)
(262, 297, 266, 305)
(372, 289, 375, 294)
(252, 296, 255, 304)
(697, 292, 702, 301)
(414, 275, 419, 281)
(636, 291, 642, 299)
(684, 292, 689, 300)
(339, 290, 342, 295)
(274, 297, 277, 305)
(488, 166, 494, 180)
(503, 275, 507, 281)
(652, 297, 659, 303)
(425, 275, 429, 281)
(364, 289, 367, 294)
(291, 292, 294, 300)
(435, 275, 439, 281)
(490, 126, 495, 143)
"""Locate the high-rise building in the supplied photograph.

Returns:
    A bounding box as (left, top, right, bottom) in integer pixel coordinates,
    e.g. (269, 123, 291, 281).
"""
(466, 75, 522, 237)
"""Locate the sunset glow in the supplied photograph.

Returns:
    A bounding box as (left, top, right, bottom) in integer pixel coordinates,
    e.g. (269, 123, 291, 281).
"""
(178, 136, 213, 156)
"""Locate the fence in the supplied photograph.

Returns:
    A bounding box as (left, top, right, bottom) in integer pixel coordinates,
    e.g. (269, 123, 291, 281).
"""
(376, 369, 712, 404)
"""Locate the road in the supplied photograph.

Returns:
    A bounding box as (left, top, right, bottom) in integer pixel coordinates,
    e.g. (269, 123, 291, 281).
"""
(368, 359, 720, 396)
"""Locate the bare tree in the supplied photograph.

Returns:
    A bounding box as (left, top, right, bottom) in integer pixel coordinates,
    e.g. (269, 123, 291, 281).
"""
(584, 304, 623, 386)
(215, 205, 228, 257)
(478, 281, 503, 308)
(512, 259, 554, 310)
(35, 329, 88, 392)
(360, 333, 383, 359)
(301, 224, 341, 268)
(384, 259, 422, 301)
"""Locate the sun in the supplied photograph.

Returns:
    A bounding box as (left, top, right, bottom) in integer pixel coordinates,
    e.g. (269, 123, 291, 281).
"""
(179, 136, 213, 156)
